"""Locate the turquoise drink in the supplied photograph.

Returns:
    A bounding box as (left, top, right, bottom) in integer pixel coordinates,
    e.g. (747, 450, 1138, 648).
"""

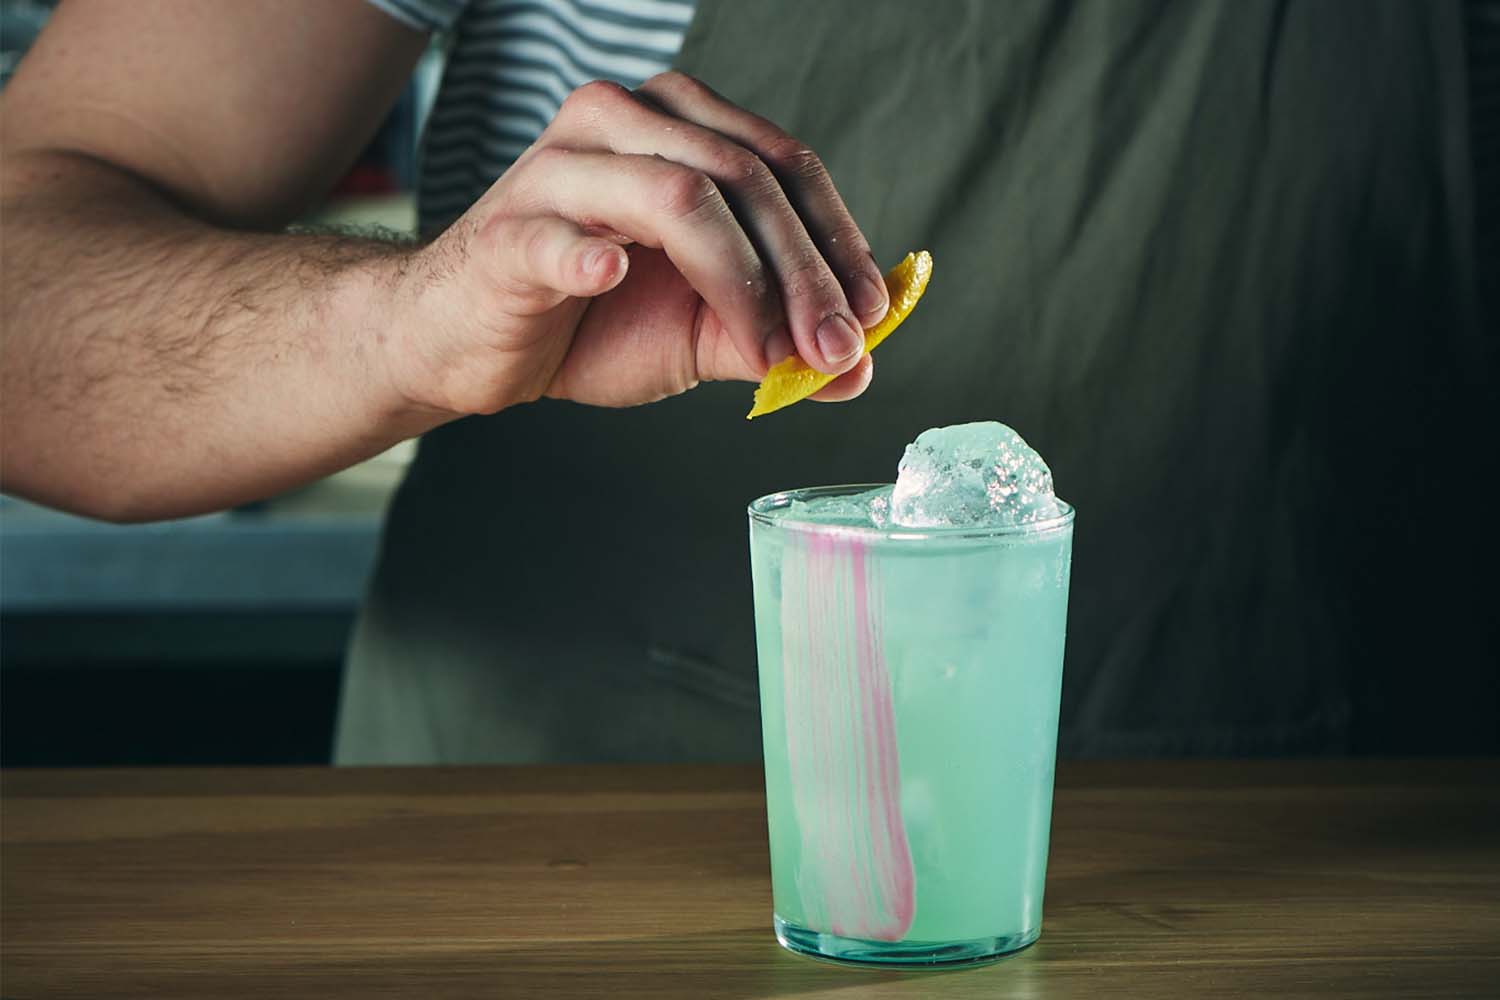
(747, 427, 1074, 965)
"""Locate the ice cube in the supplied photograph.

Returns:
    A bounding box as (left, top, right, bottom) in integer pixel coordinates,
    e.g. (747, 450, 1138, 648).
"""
(890, 422, 1061, 528)
(786, 487, 892, 528)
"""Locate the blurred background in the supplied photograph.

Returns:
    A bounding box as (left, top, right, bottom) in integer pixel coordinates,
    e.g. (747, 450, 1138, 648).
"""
(2, 0, 1497, 766)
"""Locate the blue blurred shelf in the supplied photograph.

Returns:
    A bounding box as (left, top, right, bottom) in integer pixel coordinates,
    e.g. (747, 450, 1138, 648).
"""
(0, 502, 382, 614)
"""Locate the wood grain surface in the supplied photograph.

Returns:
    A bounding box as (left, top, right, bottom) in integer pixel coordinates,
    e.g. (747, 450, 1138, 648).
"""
(3, 760, 1497, 998)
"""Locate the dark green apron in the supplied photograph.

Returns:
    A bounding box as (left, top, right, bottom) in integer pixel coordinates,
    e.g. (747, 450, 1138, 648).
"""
(335, 0, 1490, 763)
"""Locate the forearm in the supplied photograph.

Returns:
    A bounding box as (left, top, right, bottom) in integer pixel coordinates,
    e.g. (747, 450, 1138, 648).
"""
(1, 151, 444, 521)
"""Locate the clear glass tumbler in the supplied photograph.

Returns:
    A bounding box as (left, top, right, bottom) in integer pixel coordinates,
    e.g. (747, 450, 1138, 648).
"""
(749, 485, 1075, 966)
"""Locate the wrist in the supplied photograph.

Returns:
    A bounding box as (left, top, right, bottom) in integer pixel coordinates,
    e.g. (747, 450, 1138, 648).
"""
(365, 226, 545, 419)
(327, 242, 456, 428)
(344, 241, 442, 420)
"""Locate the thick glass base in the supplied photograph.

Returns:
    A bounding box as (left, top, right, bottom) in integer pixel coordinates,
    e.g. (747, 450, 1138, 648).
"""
(774, 914, 1039, 967)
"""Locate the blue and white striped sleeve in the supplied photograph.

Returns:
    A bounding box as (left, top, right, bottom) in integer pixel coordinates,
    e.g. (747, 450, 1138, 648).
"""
(366, 0, 467, 34)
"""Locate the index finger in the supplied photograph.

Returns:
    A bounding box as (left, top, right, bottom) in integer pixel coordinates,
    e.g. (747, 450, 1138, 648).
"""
(510, 147, 783, 375)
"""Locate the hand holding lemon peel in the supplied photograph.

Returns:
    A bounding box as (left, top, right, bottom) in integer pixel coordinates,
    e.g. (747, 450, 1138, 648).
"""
(746, 250, 933, 419)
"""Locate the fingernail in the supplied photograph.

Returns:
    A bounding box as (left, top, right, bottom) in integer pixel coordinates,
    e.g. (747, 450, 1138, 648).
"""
(816, 314, 864, 367)
(850, 274, 889, 326)
(584, 246, 614, 277)
(764, 327, 795, 369)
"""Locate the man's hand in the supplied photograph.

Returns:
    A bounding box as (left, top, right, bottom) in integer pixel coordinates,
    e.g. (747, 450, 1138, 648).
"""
(0, 0, 886, 523)
(388, 73, 887, 415)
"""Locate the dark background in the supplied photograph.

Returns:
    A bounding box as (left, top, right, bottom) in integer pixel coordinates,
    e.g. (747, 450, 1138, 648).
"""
(2, 613, 345, 766)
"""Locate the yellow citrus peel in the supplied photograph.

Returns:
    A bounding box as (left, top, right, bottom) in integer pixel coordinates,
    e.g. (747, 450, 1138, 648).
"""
(746, 250, 933, 419)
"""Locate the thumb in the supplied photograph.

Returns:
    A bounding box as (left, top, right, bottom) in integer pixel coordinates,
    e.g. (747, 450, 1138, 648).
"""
(496, 215, 629, 305)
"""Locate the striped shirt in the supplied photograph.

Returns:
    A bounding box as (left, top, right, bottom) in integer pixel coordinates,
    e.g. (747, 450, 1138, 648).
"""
(368, 0, 696, 235)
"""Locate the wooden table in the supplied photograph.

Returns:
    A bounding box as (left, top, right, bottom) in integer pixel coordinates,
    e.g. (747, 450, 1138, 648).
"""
(3, 761, 1497, 998)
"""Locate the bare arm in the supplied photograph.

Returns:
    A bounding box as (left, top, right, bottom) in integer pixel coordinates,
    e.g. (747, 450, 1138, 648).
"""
(1, 2, 888, 523)
(1, 151, 444, 521)
(1, 0, 433, 520)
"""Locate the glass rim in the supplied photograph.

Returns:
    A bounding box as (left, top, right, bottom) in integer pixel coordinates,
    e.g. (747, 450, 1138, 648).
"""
(748, 483, 1076, 541)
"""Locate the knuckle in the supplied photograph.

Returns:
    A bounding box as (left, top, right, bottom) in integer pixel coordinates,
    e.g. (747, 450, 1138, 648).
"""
(782, 258, 839, 301)
(561, 79, 629, 117)
(826, 222, 870, 257)
(743, 165, 787, 208)
(520, 219, 558, 267)
(714, 148, 776, 191)
(716, 147, 759, 179)
(575, 79, 631, 104)
(525, 144, 571, 173)
(658, 166, 722, 219)
(761, 135, 826, 180)
(639, 69, 697, 98)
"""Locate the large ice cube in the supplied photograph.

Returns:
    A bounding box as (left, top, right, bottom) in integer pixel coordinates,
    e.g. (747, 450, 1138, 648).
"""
(890, 422, 1061, 528)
